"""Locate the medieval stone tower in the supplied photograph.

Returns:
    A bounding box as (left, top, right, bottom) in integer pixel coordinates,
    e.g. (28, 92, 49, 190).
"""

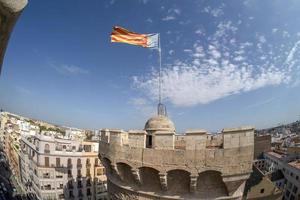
(98, 108, 254, 200)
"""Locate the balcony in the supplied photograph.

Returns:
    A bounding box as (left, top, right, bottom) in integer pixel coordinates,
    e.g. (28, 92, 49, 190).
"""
(86, 163, 91, 168)
(77, 184, 82, 189)
(67, 164, 73, 168)
(44, 149, 50, 154)
(77, 174, 82, 178)
(68, 174, 73, 179)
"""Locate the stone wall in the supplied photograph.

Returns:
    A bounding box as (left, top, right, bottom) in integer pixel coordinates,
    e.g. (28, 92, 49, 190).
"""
(0, 0, 27, 74)
(99, 126, 255, 199)
(254, 135, 271, 159)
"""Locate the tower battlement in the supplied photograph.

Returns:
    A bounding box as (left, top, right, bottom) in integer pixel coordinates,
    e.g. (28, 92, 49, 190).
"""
(99, 115, 255, 200)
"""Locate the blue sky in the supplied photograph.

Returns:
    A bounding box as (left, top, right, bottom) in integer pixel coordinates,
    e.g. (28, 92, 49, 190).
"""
(1, 0, 300, 132)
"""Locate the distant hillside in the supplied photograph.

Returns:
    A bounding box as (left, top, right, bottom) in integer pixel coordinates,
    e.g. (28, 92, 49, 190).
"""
(256, 121, 300, 135)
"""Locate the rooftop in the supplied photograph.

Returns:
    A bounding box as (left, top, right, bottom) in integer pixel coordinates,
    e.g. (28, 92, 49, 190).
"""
(288, 160, 300, 170)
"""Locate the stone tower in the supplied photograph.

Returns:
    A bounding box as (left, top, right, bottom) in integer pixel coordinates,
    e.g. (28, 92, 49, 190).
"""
(98, 108, 254, 200)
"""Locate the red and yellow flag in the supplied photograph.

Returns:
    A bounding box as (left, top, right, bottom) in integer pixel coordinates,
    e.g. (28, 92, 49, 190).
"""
(111, 26, 159, 48)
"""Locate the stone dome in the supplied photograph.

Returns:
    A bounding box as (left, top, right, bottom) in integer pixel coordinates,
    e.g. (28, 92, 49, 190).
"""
(144, 115, 175, 132)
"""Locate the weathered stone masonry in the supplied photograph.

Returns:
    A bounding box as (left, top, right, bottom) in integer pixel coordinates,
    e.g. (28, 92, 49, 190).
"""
(99, 114, 255, 200)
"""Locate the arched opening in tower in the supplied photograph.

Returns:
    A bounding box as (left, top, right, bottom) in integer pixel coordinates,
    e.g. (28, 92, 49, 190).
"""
(116, 162, 136, 186)
(139, 167, 162, 192)
(167, 169, 191, 194)
(196, 170, 228, 198)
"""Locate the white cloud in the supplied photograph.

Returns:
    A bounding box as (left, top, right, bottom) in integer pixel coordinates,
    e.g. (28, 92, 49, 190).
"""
(51, 64, 89, 75)
(272, 28, 278, 33)
(183, 49, 192, 53)
(258, 35, 266, 43)
(15, 86, 32, 95)
(168, 50, 175, 55)
(234, 56, 245, 61)
(129, 97, 155, 117)
(195, 28, 205, 36)
(146, 18, 153, 23)
(133, 60, 287, 106)
(131, 16, 300, 107)
(140, 0, 149, 4)
(210, 8, 223, 17)
(202, 5, 224, 17)
(162, 16, 175, 21)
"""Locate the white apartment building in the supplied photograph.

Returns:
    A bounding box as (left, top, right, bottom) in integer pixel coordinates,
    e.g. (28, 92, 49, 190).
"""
(20, 133, 107, 200)
(264, 151, 300, 200)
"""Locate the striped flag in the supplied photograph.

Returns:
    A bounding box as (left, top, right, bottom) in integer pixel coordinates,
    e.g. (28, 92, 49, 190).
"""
(111, 26, 159, 49)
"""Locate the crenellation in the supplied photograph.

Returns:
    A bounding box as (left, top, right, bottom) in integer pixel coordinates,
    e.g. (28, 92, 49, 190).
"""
(99, 115, 255, 199)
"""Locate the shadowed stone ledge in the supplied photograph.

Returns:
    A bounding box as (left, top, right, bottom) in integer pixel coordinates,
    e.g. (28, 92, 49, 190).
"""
(0, 0, 27, 74)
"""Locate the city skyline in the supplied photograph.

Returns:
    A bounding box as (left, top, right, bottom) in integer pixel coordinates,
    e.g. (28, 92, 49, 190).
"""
(1, 0, 300, 132)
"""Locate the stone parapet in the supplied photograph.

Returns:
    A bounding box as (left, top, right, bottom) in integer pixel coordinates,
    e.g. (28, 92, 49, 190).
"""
(0, 0, 27, 74)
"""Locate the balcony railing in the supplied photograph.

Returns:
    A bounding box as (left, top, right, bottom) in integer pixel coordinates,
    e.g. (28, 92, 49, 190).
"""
(67, 164, 73, 168)
(44, 149, 50, 154)
(77, 164, 82, 168)
(86, 163, 91, 168)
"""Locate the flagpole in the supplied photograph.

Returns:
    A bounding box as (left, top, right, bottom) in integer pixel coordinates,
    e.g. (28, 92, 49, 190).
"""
(158, 33, 162, 105)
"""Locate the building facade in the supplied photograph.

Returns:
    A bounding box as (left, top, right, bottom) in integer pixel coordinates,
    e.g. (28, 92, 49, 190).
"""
(99, 111, 255, 200)
(20, 133, 107, 200)
(263, 151, 300, 200)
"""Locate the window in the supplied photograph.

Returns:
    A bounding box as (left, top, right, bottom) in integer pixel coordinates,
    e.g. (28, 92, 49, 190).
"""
(97, 168, 103, 176)
(68, 169, 72, 178)
(95, 158, 99, 166)
(57, 183, 63, 189)
(69, 191, 74, 197)
(45, 157, 49, 167)
(56, 158, 60, 167)
(44, 144, 50, 153)
(78, 189, 83, 197)
(296, 176, 299, 180)
(68, 158, 72, 168)
(146, 135, 152, 148)
(288, 182, 293, 189)
(77, 158, 82, 167)
(292, 186, 297, 194)
(84, 145, 92, 152)
(260, 189, 264, 194)
(68, 181, 73, 189)
(290, 194, 295, 200)
(86, 178, 91, 186)
(77, 169, 82, 178)
(286, 190, 291, 197)
(78, 180, 82, 188)
(86, 158, 91, 168)
(86, 168, 91, 177)
(87, 188, 91, 196)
